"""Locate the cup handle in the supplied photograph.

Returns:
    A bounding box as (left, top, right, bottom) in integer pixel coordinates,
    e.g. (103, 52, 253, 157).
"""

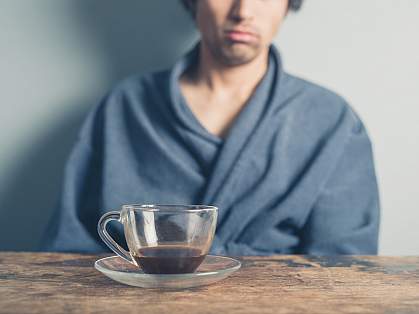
(97, 211, 134, 265)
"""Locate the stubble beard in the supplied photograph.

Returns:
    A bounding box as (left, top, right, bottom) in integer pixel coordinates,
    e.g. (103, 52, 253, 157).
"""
(206, 37, 262, 67)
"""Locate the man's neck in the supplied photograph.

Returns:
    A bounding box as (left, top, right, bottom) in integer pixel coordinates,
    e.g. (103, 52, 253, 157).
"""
(178, 42, 270, 138)
(187, 42, 269, 97)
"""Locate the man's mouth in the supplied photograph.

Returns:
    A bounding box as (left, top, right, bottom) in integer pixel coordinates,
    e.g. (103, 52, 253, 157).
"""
(225, 28, 258, 44)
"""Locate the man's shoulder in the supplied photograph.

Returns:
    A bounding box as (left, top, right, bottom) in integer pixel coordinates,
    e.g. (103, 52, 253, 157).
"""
(281, 71, 363, 128)
(89, 68, 172, 119)
(81, 69, 172, 131)
(108, 68, 171, 98)
(283, 72, 347, 107)
(78, 67, 173, 143)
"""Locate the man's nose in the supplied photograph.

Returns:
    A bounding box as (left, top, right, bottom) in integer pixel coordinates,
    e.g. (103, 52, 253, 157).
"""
(230, 0, 254, 22)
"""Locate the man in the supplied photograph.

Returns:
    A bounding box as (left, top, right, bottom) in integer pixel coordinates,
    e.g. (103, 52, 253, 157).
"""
(42, 0, 380, 255)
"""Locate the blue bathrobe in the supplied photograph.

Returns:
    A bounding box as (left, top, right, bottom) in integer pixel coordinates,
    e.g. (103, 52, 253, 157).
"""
(41, 42, 380, 255)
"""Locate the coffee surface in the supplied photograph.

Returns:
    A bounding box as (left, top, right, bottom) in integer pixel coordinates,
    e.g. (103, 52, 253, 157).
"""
(132, 246, 205, 274)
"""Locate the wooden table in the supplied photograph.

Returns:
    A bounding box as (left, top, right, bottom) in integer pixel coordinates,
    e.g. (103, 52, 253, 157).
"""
(1, 253, 419, 314)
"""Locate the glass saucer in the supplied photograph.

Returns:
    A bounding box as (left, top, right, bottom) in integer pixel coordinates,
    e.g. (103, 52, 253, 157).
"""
(95, 255, 241, 289)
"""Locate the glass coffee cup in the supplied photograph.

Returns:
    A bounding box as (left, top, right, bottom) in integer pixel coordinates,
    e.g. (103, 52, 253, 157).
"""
(98, 204, 218, 274)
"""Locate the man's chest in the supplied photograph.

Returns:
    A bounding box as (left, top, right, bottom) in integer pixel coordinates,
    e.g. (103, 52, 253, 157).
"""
(179, 84, 250, 139)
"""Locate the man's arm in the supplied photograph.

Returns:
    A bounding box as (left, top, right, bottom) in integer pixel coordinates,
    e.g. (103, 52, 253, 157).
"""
(39, 137, 106, 252)
(297, 120, 381, 254)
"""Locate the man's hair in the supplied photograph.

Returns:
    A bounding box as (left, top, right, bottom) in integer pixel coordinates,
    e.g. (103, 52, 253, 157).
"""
(180, 0, 304, 16)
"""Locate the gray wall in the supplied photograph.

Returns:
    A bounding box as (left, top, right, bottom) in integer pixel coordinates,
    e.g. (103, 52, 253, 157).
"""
(1, 0, 418, 254)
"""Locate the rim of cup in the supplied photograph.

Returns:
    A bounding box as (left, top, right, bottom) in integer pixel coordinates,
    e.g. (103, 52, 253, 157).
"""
(122, 204, 218, 212)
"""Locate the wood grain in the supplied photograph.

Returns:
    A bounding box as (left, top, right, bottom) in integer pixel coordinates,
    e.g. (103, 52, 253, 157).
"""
(1, 253, 418, 314)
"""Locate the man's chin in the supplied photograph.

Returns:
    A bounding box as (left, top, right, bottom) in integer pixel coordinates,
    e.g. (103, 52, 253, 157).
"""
(220, 44, 260, 66)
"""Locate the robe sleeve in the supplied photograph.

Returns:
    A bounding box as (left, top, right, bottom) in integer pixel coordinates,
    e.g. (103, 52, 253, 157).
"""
(39, 137, 106, 252)
(297, 120, 381, 254)
(39, 98, 108, 253)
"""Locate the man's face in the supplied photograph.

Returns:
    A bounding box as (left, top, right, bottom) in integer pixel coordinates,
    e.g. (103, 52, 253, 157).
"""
(194, 0, 289, 66)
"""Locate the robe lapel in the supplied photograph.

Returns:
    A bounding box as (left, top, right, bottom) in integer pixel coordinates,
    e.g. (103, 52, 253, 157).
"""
(168, 42, 287, 251)
(201, 45, 284, 222)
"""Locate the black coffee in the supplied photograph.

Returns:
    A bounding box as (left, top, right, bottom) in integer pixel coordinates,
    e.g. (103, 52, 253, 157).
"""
(132, 246, 205, 274)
